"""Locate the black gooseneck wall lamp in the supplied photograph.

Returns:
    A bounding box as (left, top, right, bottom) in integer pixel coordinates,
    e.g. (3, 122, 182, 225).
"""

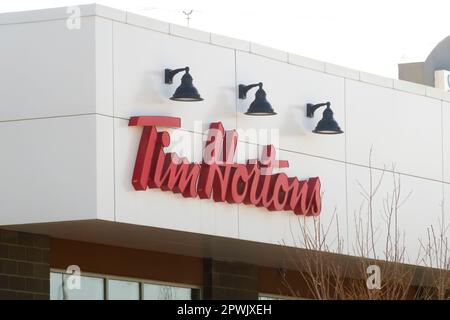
(164, 66, 203, 101)
(238, 82, 276, 116)
(306, 102, 343, 134)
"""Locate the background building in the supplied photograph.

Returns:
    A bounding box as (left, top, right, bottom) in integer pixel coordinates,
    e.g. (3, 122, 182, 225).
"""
(399, 36, 450, 87)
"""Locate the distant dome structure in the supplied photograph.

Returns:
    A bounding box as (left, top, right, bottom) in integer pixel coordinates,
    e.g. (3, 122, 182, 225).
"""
(399, 36, 450, 86)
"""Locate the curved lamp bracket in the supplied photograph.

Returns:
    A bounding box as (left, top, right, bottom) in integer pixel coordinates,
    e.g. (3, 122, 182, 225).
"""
(165, 67, 189, 84)
(306, 102, 330, 118)
(239, 82, 263, 99)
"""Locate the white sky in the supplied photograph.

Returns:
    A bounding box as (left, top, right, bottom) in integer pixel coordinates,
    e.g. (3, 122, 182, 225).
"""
(1, 0, 449, 78)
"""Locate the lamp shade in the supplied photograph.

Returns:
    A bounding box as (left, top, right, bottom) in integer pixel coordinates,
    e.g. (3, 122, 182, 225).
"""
(313, 105, 343, 134)
(244, 86, 276, 116)
(170, 71, 203, 102)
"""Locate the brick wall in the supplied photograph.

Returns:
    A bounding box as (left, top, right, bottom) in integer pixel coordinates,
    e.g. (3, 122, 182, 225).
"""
(0, 229, 50, 299)
(203, 259, 259, 300)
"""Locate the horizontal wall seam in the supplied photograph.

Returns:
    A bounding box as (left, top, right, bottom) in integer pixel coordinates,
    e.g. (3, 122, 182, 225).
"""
(0, 112, 114, 123)
(2, 113, 448, 185)
(0, 258, 49, 265)
(2, 12, 450, 102)
(0, 288, 49, 295)
(0, 274, 49, 280)
(0, 245, 49, 250)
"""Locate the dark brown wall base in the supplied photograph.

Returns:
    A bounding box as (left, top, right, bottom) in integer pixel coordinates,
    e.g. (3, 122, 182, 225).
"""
(0, 229, 50, 300)
(51, 238, 203, 286)
(50, 239, 302, 300)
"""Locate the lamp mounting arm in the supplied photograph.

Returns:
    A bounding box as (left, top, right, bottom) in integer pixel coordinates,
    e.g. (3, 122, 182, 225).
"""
(165, 67, 189, 84)
(239, 82, 263, 99)
(306, 102, 331, 118)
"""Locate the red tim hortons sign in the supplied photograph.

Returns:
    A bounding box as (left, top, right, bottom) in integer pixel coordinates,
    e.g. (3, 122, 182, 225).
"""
(129, 116, 322, 216)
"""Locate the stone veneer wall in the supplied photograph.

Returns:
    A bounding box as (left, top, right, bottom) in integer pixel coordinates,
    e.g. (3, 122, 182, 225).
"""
(0, 229, 50, 299)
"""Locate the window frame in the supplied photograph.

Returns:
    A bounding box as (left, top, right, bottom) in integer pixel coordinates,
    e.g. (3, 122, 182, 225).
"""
(50, 268, 201, 300)
(258, 292, 307, 300)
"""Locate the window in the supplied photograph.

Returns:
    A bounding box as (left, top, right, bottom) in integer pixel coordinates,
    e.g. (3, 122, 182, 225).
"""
(258, 295, 283, 300)
(63, 275, 104, 300)
(50, 272, 63, 300)
(50, 272, 104, 300)
(142, 283, 191, 300)
(259, 293, 306, 300)
(50, 271, 200, 300)
(107, 279, 140, 300)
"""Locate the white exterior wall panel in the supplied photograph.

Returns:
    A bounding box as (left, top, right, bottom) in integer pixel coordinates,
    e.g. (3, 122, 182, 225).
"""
(0, 115, 106, 224)
(0, 5, 449, 267)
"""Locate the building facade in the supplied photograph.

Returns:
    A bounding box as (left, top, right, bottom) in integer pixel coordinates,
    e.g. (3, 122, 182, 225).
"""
(0, 4, 449, 300)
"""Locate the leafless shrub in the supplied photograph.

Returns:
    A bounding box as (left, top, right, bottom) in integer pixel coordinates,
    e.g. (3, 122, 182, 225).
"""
(283, 148, 449, 300)
(416, 221, 450, 299)
(281, 209, 347, 299)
